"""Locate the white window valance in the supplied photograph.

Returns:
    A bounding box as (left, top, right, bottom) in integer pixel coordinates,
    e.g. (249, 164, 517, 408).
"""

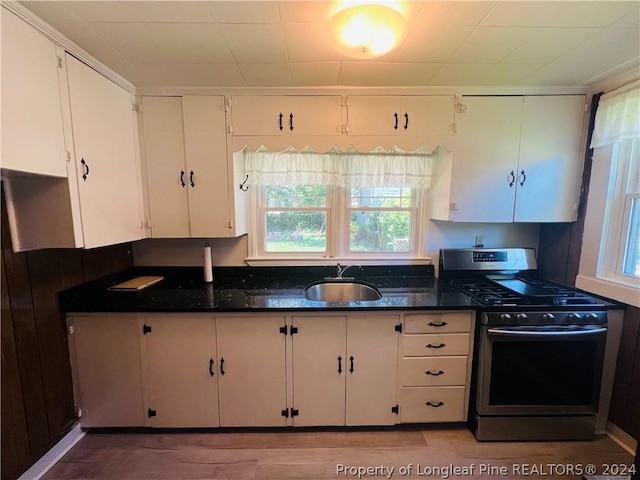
(240, 145, 448, 188)
(591, 81, 640, 148)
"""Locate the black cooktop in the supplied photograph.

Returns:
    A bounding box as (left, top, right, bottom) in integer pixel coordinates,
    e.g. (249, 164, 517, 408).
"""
(447, 276, 600, 307)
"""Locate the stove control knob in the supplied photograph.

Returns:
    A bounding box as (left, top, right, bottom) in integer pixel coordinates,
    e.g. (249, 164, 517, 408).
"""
(515, 313, 528, 321)
(499, 313, 512, 323)
(584, 313, 599, 323)
(541, 313, 555, 323)
(567, 313, 583, 323)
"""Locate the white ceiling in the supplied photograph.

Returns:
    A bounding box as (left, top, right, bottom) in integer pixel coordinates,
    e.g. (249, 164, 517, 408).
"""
(18, 0, 640, 90)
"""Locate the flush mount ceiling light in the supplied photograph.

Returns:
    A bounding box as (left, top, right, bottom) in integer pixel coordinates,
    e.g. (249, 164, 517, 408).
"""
(328, 4, 407, 59)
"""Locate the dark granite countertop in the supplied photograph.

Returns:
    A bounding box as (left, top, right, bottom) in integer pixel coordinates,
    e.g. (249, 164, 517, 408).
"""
(59, 265, 481, 313)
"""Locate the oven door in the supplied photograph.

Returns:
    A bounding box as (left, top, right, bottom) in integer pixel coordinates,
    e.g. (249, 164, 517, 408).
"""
(477, 323, 607, 416)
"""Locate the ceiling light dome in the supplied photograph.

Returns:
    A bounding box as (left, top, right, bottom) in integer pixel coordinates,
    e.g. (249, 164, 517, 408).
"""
(328, 4, 407, 59)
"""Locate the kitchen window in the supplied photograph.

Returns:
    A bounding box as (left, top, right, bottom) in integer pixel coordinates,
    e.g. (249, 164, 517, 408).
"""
(577, 83, 640, 307)
(238, 145, 444, 263)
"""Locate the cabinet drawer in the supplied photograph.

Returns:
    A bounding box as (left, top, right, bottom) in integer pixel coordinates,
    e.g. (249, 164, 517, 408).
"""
(401, 333, 470, 356)
(398, 356, 467, 386)
(399, 386, 466, 423)
(404, 312, 472, 334)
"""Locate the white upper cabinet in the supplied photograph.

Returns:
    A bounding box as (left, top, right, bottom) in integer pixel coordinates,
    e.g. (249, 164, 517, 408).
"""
(346, 96, 455, 136)
(1, 9, 67, 178)
(142, 95, 245, 238)
(430, 95, 586, 223)
(514, 96, 587, 222)
(66, 54, 144, 247)
(230, 95, 344, 135)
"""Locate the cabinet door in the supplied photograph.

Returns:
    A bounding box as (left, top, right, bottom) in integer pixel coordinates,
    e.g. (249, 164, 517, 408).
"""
(216, 316, 287, 426)
(347, 96, 401, 135)
(66, 54, 143, 247)
(450, 96, 523, 222)
(402, 96, 455, 136)
(69, 315, 145, 427)
(145, 315, 218, 427)
(346, 315, 398, 426)
(231, 96, 342, 135)
(347, 96, 454, 136)
(141, 96, 190, 237)
(292, 316, 346, 426)
(514, 95, 586, 222)
(1, 10, 67, 178)
(183, 96, 232, 237)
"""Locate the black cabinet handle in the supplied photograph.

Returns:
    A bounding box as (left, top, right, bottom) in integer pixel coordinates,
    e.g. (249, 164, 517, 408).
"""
(189, 170, 195, 187)
(426, 401, 444, 408)
(426, 343, 446, 349)
(349, 355, 354, 373)
(81, 158, 89, 181)
(209, 358, 214, 377)
(508, 170, 516, 188)
(289, 113, 294, 131)
(278, 113, 283, 131)
(425, 370, 444, 376)
(428, 321, 448, 327)
(220, 357, 225, 375)
(393, 112, 399, 130)
(404, 112, 409, 130)
(338, 356, 342, 374)
(180, 170, 186, 187)
(519, 169, 526, 187)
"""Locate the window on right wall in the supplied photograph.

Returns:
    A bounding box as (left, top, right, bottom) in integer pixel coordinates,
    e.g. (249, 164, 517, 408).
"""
(577, 83, 640, 307)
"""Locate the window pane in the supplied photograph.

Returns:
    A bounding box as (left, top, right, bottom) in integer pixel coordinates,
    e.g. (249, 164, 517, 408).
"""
(350, 187, 411, 208)
(265, 211, 326, 252)
(623, 198, 640, 277)
(265, 185, 326, 208)
(349, 211, 411, 252)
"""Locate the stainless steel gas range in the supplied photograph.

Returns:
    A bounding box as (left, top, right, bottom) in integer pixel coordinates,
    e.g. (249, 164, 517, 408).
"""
(439, 248, 618, 442)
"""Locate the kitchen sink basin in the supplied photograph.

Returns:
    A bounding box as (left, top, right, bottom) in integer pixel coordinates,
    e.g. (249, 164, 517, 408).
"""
(304, 280, 382, 302)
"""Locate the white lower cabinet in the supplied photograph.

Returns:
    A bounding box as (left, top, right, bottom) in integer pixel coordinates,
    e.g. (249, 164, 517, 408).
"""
(68, 310, 473, 428)
(216, 316, 288, 427)
(397, 311, 475, 423)
(291, 314, 399, 426)
(68, 315, 146, 427)
(144, 315, 218, 427)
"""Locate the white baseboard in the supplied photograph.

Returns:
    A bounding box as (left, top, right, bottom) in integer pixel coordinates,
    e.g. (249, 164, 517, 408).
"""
(18, 423, 85, 480)
(607, 421, 638, 456)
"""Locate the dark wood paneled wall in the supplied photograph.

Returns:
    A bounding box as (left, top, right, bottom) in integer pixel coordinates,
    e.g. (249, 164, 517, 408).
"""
(1, 183, 133, 480)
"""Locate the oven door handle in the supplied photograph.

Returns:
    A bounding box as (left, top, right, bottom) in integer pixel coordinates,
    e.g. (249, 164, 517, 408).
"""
(487, 326, 607, 338)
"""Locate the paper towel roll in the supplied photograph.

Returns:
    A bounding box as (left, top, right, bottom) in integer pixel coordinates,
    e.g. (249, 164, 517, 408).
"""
(203, 243, 213, 283)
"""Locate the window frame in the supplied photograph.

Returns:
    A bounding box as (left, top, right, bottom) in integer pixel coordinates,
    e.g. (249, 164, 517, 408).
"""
(246, 183, 428, 263)
(577, 138, 640, 307)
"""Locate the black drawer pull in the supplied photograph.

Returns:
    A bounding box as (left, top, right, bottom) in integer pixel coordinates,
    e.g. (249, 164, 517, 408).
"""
(428, 321, 447, 327)
(278, 113, 283, 131)
(426, 343, 446, 349)
(393, 112, 399, 130)
(338, 356, 342, 374)
(426, 401, 444, 408)
(81, 158, 89, 181)
(220, 357, 225, 375)
(404, 112, 409, 130)
(425, 370, 444, 376)
(349, 355, 354, 373)
(209, 358, 214, 377)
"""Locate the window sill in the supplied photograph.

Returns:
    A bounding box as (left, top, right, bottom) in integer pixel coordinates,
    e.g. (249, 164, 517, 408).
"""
(575, 274, 640, 308)
(245, 257, 433, 267)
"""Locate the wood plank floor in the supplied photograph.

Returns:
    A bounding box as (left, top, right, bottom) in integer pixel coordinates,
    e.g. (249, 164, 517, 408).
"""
(41, 425, 634, 480)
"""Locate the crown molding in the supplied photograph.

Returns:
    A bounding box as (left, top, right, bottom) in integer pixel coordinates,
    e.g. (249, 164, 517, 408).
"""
(588, 63, 640, 95)
(1, 1, 135, 94)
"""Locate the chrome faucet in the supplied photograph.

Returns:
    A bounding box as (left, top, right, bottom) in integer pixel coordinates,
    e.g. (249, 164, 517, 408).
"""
(336, 263, 358, 278)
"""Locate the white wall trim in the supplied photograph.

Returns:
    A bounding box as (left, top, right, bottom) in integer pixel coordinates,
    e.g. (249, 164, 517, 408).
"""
(607, 421, 638, 456)
(17, 423, 85, 480)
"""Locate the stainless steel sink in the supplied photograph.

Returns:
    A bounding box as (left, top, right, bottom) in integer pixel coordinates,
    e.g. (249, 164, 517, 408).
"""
(304, 280, 382, 302)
